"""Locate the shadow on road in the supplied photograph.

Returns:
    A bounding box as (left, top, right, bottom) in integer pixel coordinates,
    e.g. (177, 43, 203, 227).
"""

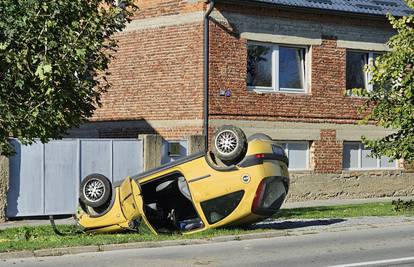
(248, 218, 346, 230)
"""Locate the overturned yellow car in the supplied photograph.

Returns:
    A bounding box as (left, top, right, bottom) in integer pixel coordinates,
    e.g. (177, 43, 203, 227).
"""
(76, 126, 289, 234)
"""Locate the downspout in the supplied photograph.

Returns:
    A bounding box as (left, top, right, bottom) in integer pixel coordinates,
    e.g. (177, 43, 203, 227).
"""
(204, 0, 215, 152)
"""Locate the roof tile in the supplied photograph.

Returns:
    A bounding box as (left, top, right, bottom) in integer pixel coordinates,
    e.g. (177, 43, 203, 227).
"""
(247, 0, 412, 16)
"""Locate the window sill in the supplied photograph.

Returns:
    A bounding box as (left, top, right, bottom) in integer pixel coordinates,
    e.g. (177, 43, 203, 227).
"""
(342, 168, 401, 172)
(344, 94, 369, 99)
(289, 170, 312, 174)
(344, 89, 369, 98)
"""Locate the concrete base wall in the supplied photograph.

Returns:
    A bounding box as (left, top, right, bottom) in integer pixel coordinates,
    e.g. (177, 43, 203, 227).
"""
(0, 156, 9, 222)
(287, 171, 414, 202)
(188, 135, 205, 155)
(140, 134, 163, 171)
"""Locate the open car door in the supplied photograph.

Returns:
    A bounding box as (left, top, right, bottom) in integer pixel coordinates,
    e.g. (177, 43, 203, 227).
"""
(119, 177, 157, 234)
(77, 177, 157, 234)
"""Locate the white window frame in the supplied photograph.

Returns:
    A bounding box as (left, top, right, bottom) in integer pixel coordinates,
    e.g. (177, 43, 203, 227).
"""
(366, 52, 377, 92)
(247, 41, 308, 93)
(343, 142, 398, 170)
(278, 141, 310, 171)
(347, 51, 383, 92)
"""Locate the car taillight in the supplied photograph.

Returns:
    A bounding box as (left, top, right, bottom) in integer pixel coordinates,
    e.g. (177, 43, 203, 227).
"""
(255, 153, 265, 159)
(251, 177, 287, 216)
(251, 179, 267, 214)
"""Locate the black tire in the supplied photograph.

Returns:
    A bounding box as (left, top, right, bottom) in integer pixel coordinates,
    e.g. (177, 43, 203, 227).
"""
(80, 174, 112, 208)
(247, 133, 273, 142)
(212, 125, 247, 164)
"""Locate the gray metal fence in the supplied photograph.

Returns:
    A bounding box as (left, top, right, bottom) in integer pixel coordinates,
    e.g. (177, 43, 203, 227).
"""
(7, 139, 143, 217)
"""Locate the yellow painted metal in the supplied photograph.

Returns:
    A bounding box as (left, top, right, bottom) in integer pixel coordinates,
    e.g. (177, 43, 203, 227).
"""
(187, 158, 266, 229)
(84, 222, 130, 234)
(77, 176, 158, 234)
(129, 178, 158, 235)
(77, 187, 128, 231)
(187, 139, 288, 229)
(119, 177, 140, 220)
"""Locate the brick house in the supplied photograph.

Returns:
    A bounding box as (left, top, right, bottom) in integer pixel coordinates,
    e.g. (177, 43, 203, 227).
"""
(70, 0, 414, 201)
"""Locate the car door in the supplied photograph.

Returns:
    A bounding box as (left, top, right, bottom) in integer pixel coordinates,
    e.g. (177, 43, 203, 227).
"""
(119, 177, 157, 234)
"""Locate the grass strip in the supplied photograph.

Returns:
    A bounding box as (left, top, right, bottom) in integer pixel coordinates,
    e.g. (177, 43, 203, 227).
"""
(0, 224, 264, 253)
(0, 201, 412, 253)
(277, 201, 414, 219)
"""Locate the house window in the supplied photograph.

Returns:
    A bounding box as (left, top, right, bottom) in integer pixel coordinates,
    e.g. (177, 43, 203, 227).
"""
(247, 42, 307, 93)
(343, 142, 397, 170)
(277, 141, 309, 170)
(346, 51, 382, 92)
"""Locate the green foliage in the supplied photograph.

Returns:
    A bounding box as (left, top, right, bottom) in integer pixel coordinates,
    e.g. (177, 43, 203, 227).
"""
(392, 198, 414, 211)
(0, 0, 135, 156)
(361, 0, 414, 161)
(345, 88, 370, 97)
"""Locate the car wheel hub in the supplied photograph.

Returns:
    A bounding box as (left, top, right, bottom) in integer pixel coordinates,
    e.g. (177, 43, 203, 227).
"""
(216, 130, 238, 155)
(84, 179, 105, 202)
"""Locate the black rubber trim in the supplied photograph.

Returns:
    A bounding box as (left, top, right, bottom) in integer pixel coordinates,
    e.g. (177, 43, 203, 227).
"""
(238, 154, 289, 168)
(188, 174, 211, 183)
(204, 152, 238, 172)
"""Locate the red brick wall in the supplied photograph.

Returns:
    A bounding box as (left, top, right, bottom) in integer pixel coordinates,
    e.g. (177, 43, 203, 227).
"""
(90, 0, 206, 139)
(216, 3, 391, 30)
(208, 14, 376, 124)
(133, 0, 204, 19)
(205, 4, 393, 173)
(93, 1, 390, 128)
(313, 130, 343, 173)
(89, 1, 395, 170)
(92, 23, 204, 130)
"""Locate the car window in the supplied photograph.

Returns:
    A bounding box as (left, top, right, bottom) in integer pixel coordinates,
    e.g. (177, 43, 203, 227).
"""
(200, 191, 244, 224)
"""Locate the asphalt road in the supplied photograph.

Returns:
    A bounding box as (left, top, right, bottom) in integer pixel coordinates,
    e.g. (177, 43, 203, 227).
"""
(2, 223, 414, 267)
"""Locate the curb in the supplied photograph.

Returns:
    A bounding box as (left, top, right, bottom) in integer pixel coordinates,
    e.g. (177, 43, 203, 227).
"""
(0, 230, 288, 260)
(1, 220, 413, 260)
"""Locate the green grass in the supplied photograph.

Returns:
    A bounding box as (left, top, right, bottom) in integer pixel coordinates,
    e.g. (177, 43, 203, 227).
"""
(0, 223, 262, 253)
(0, 201, 412, 253)
(277, 201, 414, 219)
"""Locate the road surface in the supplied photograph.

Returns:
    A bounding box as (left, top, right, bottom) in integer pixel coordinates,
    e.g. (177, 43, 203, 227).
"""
(2, 221, 414, 267)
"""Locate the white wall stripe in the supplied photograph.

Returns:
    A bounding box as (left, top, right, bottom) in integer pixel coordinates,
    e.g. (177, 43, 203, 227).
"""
(124, 11, 204, 32)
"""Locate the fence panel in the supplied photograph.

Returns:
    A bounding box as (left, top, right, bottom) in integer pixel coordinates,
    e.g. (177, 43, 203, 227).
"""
(7, 139, 143, 217)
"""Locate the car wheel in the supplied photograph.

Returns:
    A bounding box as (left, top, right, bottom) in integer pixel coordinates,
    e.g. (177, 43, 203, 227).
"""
(212, 125, 247, 164)
(80, 174, 112, 208)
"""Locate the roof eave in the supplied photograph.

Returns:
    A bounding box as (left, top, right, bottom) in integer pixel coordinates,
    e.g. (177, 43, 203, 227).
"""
(215, 0, 398, 20)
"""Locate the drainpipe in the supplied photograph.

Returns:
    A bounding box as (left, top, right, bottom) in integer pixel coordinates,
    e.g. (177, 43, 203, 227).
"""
(204, 0, 215, 153)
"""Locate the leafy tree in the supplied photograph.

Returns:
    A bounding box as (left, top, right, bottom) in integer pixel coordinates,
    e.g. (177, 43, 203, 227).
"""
(0, 0, 135, 156)
(362, 0, 414, 161)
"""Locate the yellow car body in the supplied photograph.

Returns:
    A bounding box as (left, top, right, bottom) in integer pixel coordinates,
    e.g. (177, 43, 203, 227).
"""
(76, 138, 289, 234)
